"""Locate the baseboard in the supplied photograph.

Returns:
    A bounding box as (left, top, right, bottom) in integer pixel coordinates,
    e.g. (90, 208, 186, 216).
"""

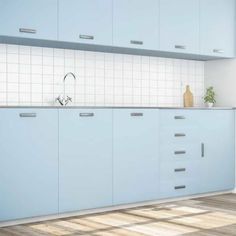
(0, 189, 234, 228)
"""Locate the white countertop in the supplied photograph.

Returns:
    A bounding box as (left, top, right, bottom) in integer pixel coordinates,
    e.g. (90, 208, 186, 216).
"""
(0, 106, 234, 110)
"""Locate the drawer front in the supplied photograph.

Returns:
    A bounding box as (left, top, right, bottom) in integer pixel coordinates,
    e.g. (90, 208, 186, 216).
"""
(160, 179, 199, 199)
(160, 160, 200, 181)
(160, 126, 199, 145)
(160, 110, 199, 128)
(160, 142, 201, 162)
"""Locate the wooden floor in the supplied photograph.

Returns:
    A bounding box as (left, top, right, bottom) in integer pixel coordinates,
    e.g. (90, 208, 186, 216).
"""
(1, 194, 236, 236)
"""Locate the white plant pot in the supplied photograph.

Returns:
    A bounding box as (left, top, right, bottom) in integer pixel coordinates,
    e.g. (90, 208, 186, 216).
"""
(206, 102, 214, 108)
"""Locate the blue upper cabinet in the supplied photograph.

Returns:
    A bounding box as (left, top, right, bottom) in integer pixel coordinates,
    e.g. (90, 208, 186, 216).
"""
(113, 0, 159, 50)
(59, 109, 113, 213)
(113, 109, 159, 205)
(198, 110, 235, 192)
(160, 0, 199, 55)
(58, 0, 112, 46)
(0, 0, 57, 40)
(0, 109, 58, 222)
(200, 0, 235, 58)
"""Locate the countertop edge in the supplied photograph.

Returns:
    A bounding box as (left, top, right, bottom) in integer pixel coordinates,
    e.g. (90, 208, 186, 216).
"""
(0, 106, 234, 110)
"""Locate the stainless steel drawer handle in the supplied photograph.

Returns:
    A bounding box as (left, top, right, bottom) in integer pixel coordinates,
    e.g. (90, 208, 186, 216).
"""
(79, 35, 94, 40)
(79, 113, 94, 117)
(131, 113, 143, 117)
(213, 49, 224, 54)
(201, 143, 205, 157)
(130, 40, 143, 45)
(175, 185, 186, 190)
(174, 151, 186, 155)
(175, 45, 186, 50)
(19, 113, 37, 118)
(175, 168, 186, 172)
(175, 133, 186, 137)
(174, 116, 185, 120)
(19, 28, 37, 34)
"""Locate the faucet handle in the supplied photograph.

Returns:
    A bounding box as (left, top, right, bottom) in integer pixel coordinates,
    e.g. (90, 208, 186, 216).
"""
(56, 95, 65, 106)
(65, 96, 72, 105)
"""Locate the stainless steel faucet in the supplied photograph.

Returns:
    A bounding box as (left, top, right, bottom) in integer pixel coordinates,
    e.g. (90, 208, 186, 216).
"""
(56, 72, 77, 106)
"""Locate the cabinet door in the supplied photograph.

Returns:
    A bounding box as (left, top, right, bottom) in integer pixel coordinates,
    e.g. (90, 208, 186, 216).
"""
(59, 109, 112, 213)
(58, 0, 112, 46)
(0, 0, 57, 40)
(0, 109, 58, 222)
(113, 109, 159, 205)
(160, 0, 199, 54)
(113, 0, 159, 50)
(199, 110, 235, 192)
(200, 0, 235, 58)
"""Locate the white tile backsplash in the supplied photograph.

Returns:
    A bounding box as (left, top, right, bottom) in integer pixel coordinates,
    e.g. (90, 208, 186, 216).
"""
(0, 44, 205, 107)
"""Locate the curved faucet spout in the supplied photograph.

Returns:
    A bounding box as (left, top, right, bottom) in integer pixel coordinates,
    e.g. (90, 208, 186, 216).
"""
(63, 72, 77, 103)
(63, 72, 76, 81)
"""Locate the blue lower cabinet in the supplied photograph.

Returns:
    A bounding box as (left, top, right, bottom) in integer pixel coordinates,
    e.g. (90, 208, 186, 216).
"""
(198, 110, 235, 192)
(58, 109, 113, 213)
(159, 109, 235, 199)
(0, 109, 58, 222)
(113, 109, 159, 205)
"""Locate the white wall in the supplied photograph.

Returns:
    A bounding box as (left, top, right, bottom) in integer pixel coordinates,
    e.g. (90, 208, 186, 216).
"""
(205, 59, 236, 107)
(0, 44, 204, 107)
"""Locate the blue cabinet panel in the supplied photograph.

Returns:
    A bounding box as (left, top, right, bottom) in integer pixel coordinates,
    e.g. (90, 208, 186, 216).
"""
(113, 0, 159, 50)
(58, 0, 112, 46)
(59, 109, 113, 213)
(0, 109, 58, 222)
(159, 109, 235, 200)
(160, 0, 199, 54)
(198, 110, 235, 192)
(113, 109, 159, 205)
(200, 0, 235, 58)
(0, 0, 57, 40)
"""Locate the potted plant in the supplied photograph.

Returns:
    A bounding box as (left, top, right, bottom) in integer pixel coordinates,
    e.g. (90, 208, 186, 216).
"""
(204, 87, 216, 108)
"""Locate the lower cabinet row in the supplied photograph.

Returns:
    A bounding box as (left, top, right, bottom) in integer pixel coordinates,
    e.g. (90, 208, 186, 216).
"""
(0, 108, 235, 222)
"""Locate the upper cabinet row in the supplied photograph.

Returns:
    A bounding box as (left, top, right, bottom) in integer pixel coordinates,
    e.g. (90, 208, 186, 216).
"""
(0, 0, 235, 59)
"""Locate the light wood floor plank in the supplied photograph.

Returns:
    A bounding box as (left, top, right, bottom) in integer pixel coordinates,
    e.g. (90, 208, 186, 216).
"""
(0, 194, 235, 236)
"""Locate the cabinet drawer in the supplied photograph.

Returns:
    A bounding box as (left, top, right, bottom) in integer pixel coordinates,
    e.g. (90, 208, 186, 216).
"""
(160, 143, 201, 162)
(160, 126, 198, 145)
(160, 179, 198, 199)
(160, 160, 200, 181)
(160, 110, 199, 128)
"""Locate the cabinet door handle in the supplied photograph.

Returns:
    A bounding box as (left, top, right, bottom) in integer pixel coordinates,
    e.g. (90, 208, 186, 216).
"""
(79, 113, 94, 117)
(130, 40, 143, 45)
(174, 116, 185, 120)
(19, 113, 37, 118)
(174, 151, 186, 155)
(131, 113, 143, 117)
(213, 49, 224, 54)
(175, 133, 186, 137)
(19, 28, 37, 34)
(175, 45, 186, 50)
(175, 185, 186, 190)
(201, 143, 205, 157)
(174, 168, 186, 172)
(79, 35, 94, 40)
